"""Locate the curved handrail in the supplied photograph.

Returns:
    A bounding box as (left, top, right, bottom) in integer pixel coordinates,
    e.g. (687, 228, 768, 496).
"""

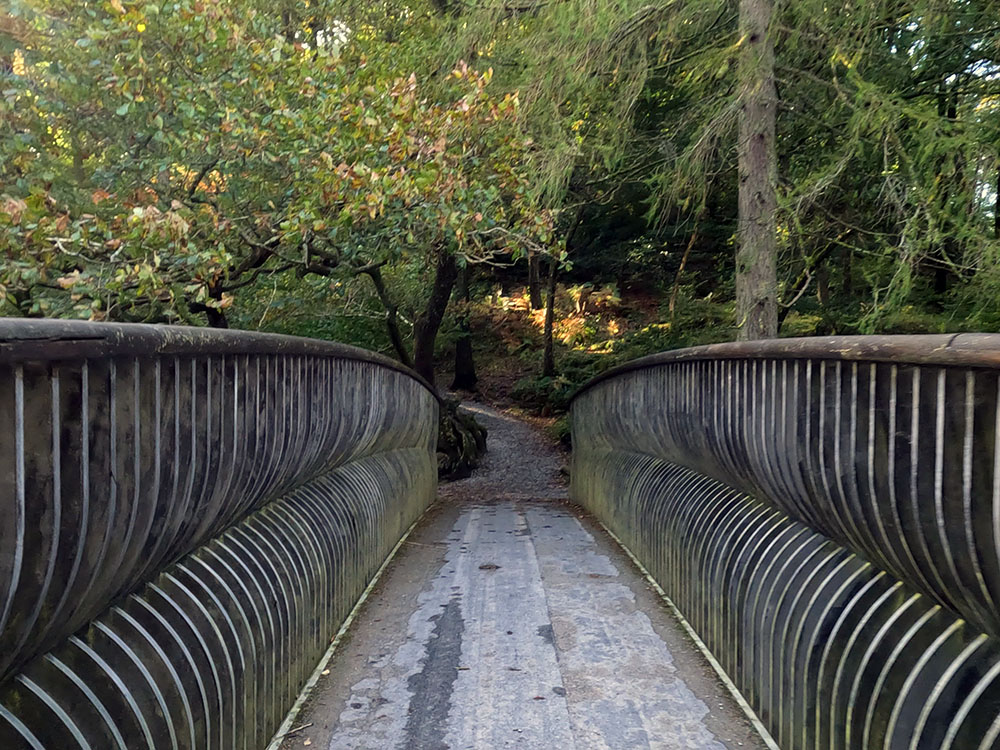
(571, 333, 1000, 402)
(0, 319, 439, 398)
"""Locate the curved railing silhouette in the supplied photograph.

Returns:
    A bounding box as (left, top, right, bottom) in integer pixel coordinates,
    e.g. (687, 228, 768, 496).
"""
(0, 320, 438, 749)
(571, 335, 1000, 750)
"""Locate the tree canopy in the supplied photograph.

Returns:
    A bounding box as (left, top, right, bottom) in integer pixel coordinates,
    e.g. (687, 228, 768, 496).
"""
(1, 0, 550, 326)
(3, 0, 1000, 389)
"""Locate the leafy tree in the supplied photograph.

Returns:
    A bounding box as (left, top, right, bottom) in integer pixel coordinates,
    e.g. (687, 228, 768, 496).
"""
(1, 0, 553, 384)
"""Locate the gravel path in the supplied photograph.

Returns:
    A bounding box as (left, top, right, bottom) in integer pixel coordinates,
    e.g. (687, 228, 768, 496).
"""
(279, 403, 768, 750)
(439, 402, 568, 503)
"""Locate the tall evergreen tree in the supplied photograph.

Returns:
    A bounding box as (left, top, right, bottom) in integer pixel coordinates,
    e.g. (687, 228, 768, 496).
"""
(736, 0, 778, 339)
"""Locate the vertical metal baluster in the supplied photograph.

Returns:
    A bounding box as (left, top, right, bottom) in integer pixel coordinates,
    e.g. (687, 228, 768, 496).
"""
(0, 366, 26, 638)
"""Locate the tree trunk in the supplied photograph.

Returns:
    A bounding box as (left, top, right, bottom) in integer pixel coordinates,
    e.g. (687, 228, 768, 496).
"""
(735, 0, 778, 341)
(191, 285, 229, 328)
(816, 259, 830, 308)
(362, 266, 413, 368)
(413, 249, 458, 387)
(995, 165, 1000, 240)
(575, 284, 593, 315)
(927, 80, 963, 300)
(281, 9, 296, 42)
(203, 307, 229, 328)
(451, 265, 478, 391)
(542, 256, 558, 377)
(669, 218, 702, 324)
(71, 133, 89, 187)
(528, 253, 543, 309)
(841, 247, 853, 298)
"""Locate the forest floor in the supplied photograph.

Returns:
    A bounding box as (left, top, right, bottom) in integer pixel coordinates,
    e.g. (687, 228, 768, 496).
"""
(437, 283, 685, 443)
(277, 404, 768, 750)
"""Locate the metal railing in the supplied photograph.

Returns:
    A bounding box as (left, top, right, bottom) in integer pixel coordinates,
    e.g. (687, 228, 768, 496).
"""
(571, 335, 1000, 750)
(0, 320, 439, 749)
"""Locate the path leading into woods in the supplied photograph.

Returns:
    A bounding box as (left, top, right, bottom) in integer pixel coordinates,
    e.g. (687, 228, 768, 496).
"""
(278, 405, 769, 750)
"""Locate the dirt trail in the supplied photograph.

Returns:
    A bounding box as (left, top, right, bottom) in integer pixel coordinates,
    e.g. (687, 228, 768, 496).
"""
(438, 403, 569, 502)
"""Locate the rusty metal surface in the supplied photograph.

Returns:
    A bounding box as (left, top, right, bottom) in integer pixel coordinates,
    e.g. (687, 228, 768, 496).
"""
(571, 340, 1000, 749)
(0, 319, 438, 749)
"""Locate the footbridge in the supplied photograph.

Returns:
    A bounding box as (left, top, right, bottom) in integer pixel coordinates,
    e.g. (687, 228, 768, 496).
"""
(1, 322, 999, 749)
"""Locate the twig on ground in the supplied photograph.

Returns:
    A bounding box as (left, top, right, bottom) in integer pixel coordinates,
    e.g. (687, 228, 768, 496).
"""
(275, 722, 313, 740)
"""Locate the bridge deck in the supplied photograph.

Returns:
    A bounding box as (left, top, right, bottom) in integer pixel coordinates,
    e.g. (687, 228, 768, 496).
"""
(278, 406, 768, 750)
